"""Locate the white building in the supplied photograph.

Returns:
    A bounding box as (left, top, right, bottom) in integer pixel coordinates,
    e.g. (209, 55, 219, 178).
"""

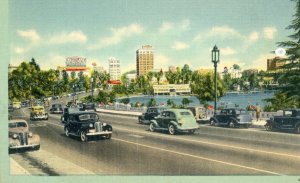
(153, 84, 191, 95)
(108, 57, 121, 81)
(126, 73, 137, 84)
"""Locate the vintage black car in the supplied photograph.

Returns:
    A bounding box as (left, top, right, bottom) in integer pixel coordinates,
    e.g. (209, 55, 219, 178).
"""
(265, 109, 300, 134)
(50, 104, 63, 114)
(138, 107, 168, 124)
(149, 109, 199, 135)
(209, 108, 252, 128)
(61, 107, 80, 123)
(64, 111, 112, 141)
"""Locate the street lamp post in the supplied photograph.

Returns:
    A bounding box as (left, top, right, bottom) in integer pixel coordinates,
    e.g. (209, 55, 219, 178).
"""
(91, 77, 94, 102)
(73, 84, 75, 103)
(212, 45, 220, 115)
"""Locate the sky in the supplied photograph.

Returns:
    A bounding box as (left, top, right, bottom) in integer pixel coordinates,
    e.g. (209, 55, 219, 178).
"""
(9, 0, 295, 73)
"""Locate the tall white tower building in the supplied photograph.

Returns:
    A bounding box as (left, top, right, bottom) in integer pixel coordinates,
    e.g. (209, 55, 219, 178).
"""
(108, 57, 121, 81)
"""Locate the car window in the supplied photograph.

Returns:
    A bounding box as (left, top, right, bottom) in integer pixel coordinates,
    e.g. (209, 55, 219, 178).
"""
(180, 111, 192, 116)
(221, 110, 227, 114)
(17, 122, 27, 127)
(236, 110, 247, 115)
(169, 112, 175, 118)
(284, 110, 293, 117)
(161, 112, 167, 117)
(52, 104, 61, 108)
(9, 123, 17, 128)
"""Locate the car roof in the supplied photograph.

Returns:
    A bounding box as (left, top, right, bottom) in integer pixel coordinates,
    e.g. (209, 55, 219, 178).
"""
(9, 119, 27, 123)
(163, 108, 192, 114)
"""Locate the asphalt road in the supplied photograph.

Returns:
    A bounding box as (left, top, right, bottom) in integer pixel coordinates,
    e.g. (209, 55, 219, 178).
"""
(9, 106, 300, 176)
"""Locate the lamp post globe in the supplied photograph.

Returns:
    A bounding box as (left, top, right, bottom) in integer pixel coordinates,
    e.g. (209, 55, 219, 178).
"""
(211, 45, 220, 115)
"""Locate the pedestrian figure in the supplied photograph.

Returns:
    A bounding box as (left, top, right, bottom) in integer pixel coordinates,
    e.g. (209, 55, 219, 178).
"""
(255, 104, 261, 121)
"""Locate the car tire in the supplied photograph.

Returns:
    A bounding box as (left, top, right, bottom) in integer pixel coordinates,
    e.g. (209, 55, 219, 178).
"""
(228, 121, 236, 128)
(210, 119, 215, 126)
(34, 145, 40, 151)
(65, 127, 70, 137)
(106, 134, 112, 139)
(149, 122, 155, 132)
(295, 124, 300, 134)
(188, 130, 195, 134)
(168, 124, 176, 135)
(80, 130, 87, 142)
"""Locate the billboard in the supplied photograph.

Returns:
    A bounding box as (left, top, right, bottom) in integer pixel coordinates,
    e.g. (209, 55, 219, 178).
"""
(65, 56, 88, 71)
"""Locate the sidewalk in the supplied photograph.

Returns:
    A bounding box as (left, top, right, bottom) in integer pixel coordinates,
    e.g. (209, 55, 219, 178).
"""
(96, 108, 267, 129)
(10, 158, 30, 175)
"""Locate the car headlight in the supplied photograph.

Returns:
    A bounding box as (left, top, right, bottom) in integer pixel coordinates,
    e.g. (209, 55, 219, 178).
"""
(13, 134, 18, 139)
(89, 123, 93, 128)
(103, 123, 107, 126)
(28, 132, 33, 137)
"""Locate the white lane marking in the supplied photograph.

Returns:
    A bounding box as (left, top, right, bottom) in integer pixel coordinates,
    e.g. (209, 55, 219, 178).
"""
(43, 120, 282, 175)
(113, 138, 281, 175)
(113, 127, 300, 160)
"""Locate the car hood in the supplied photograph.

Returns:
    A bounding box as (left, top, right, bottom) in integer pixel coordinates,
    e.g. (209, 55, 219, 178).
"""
(9, 127, 28, 134)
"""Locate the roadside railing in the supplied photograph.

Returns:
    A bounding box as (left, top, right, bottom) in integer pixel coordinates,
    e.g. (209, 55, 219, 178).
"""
(97, 104, 283, 119)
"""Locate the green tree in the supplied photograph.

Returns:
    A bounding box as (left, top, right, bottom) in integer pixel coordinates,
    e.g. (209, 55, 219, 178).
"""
(181, 98, 192, 107)
(147, 98, 157, 107)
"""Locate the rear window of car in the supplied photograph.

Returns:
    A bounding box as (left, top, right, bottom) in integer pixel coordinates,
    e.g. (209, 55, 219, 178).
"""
(180, 112, 192, 116)
(52, 104, 61, 108)
(236, 110, 247, 115)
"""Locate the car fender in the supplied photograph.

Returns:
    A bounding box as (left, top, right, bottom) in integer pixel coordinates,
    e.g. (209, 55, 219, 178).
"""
(228, 117, 238, 124)
(210, 117, 220, 123)
(169, 121, 178, 128)
(103, 124, 113, 131)
(150, 120, 159, 127)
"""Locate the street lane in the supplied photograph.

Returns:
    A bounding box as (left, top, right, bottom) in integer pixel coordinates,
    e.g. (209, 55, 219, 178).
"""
(9, 107, 300, 175)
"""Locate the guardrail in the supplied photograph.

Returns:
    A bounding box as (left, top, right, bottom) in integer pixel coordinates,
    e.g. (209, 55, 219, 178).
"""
(97, 104, 283, 119)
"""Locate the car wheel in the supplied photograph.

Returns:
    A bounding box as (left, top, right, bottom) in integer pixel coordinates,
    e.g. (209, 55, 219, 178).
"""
(65, 127, 70, 137)
(80, 131, 87, 142)
(106, 134, 112, 139)
(229, 121, 236, 128)
(188, 130, 195, 134)
(149, 122, 155, 132)
(34, 145, 40, 151)
(210, 119, 215, 126)
(295, 125, 300, 134)
(168, 124, 176, 135)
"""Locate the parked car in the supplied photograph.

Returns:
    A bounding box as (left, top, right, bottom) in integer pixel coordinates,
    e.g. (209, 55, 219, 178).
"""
(8, 104, 14, 113)
(265, 109, 300, 134)
(61, 107, 81, 123)
(209, 108, 252, 128)
(149, 109, 199, 135)
(21, 101, 29, 107)
(30, 106, 48, 120)
(50, 104, 63, 114)
(186, 106, 209, 122)
(9, 119, 40, 153)
(138, 107, 168, 124)
(64, 111, 113, 141)
(12, 101, 21, 109)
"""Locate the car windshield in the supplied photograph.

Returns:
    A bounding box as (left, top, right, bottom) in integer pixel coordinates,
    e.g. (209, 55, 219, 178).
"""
(179, 111, 192, 116)
(78, 114, 98, 121)
(52, 104, 61, 108)
(69, 107, 80, 112)
(34, 107, 44, 111)
(9, 122, 27, 128)
(236, 110, 247, 115)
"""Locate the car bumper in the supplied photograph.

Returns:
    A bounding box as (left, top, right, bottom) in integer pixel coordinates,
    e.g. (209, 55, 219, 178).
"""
(177, 126, 199, 132)
(52, 111, 63, 114)
(9, 143, 39, 149)
(87, 130, 112, 136)
(33, 116, 47, 119)
(237, 122, 252, 125)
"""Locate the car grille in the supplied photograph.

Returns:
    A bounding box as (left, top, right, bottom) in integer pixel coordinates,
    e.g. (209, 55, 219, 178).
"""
(18, 132, 28, 145)
(95, 122, 102, 132)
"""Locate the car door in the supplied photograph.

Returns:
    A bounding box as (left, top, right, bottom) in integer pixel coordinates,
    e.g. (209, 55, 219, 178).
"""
(217, 109, 227, 124)
(162, 111, 171, 128)
(158, 111, 167, 128)
(144, 108, 152, 121)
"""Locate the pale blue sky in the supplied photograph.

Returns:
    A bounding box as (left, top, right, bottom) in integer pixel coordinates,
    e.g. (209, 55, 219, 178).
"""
(10, 0, 295, 72)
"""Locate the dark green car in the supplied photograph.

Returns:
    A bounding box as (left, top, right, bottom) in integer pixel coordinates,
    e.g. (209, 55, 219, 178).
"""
(149, 109, 199, 135)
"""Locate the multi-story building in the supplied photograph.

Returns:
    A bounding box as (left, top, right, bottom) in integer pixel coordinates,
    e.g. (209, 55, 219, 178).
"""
(108, 57, 121, 81)
(136, 45, 154, 76)
(267, 57, 286, 71)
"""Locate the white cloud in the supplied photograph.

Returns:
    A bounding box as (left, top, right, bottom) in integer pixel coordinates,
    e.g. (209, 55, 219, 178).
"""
(159, 22, 174, 33)
(154, 54, 170, 70)
(172, 41, 190, 50)
(89, 23, 143, 50)
(180, 19, 191, 30)
(248, 54, 273, 70)
(263, 27, 277, 40)
(220, 47, 237, 56)
(14, 47, 25, 54)
(17, 29, 40, 42)
(194, 26, 243, 41)
(248, 32, 259, 42)
(49, 31, 87, 44)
